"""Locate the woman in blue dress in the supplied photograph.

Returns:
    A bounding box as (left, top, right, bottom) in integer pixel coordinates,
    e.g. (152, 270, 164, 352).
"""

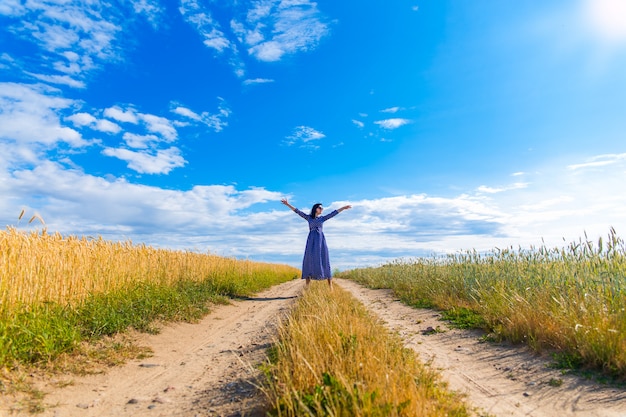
(281, 198, 352, 288)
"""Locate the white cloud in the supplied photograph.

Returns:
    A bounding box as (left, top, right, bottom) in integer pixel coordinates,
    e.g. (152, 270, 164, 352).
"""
(0, 53, 15, 69)
(476, 182, 529, 194)
(230, 20, 258, 46)
(122, 133, 160, 149)
(172, 106, 201, 121)
(243, 78, 275, 85)
(131, 0, 163, 28)
(170, 100, 231, 132)
(102, 146, 186, 174)
(233, 64, 246, 79)
(1, 153, 626, 270)
(179, 0, 330, 74)
(205, 106, 231, 132)
(328, 155, 626, 267)
(1, 0, 161, 85)
(0, 0, 24, 16)
(246, 1, 272, 23)
(204, 29, 232, 51)
(518, 196, 574, 212)
(139, 113, 178, 141)
(249, 41, 285, 62)
(285, 125, 325, 148)
(66, 112, 97, 127)
(374, 118, 411, 129)
(104, 106, 139, 124)
(0, 142, 39, 168)
(352, 119, 364, 128)
(179, 0, 232, 53)
(0, 82, 88, 151)
(100, 106, 182, 142)
(244, 1, 330, 62)
(66, 112, 121, 134)
(60, 100, 230, 175)
(0, 161, 285, 255)
(567, 153, 626, 170)
(25, 72, 86, 88)
(321, 194, 505, 251)
(381, 106, 401, 113)
(95, 119, 122, 134)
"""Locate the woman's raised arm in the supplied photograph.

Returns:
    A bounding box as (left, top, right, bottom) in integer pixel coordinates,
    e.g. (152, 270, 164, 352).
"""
(281, 198, 296, 212)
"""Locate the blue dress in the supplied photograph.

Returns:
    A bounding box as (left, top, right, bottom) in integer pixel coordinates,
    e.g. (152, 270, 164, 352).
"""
(294, 208, 339, 280)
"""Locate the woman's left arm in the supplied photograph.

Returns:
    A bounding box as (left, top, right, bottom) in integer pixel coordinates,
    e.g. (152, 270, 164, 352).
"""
(320, 205, 352, 221)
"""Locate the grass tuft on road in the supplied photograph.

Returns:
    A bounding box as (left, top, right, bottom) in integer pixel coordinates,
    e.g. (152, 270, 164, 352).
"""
(264, 282, 470, 416)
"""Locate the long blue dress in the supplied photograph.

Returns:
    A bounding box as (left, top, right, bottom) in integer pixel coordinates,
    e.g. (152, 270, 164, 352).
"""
(294, 208, 339, 280)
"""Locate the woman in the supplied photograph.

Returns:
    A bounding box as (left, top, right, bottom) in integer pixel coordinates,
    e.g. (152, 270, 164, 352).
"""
(281, 198, 352, 287)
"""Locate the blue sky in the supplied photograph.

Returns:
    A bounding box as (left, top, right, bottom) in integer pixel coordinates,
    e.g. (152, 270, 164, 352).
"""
(2, 0, 626, 269)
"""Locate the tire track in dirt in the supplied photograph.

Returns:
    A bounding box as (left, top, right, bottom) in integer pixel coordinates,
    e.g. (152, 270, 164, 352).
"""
(28, 279, 302, 417)
(335, 278, 626, 417)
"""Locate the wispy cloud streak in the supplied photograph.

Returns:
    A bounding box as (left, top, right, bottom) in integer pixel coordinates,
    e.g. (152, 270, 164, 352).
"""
(374, 118, 411, 129)
(284, 125, 325, 149)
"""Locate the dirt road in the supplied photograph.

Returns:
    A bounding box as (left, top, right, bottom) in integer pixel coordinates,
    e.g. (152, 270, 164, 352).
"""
(6, 278, 625, 417)
(31, 279, 302, 417)
(335, 279, 626, 417)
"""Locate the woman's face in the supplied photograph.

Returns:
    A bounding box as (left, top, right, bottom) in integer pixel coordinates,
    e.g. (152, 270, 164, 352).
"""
(316, 206, 323, 215)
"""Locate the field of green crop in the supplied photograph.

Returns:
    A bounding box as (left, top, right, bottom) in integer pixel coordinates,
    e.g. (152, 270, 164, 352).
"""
(337, 229, 626, 378)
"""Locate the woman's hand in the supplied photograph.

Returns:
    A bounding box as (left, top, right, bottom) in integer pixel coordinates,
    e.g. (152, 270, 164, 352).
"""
(281, 199, 295, 211)
(339, 205, 352, 212)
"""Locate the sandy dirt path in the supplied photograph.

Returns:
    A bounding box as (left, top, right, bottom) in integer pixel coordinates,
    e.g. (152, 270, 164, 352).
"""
(5, 278, 625, 417)
(28, 279, 303, 417)
(334, 278, 626, 417)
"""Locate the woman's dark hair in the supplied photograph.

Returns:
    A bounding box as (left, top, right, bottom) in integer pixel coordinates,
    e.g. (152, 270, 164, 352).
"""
(310, 203, 323, 218)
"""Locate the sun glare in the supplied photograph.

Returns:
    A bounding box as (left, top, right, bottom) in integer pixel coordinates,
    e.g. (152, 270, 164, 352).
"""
(585, 0, 626, 43)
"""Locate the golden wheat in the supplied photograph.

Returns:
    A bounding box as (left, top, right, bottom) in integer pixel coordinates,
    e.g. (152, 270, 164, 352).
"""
(0, 227, 298, 314)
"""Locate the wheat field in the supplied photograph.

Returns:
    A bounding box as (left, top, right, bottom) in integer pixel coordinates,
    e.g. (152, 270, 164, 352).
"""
(0, 226, 299, 365)
(0, 226, 298, 314)
(338, 229, 626, 377)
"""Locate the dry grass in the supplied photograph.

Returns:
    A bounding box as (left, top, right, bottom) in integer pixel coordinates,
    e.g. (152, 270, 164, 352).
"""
(264, 282, 470, 416)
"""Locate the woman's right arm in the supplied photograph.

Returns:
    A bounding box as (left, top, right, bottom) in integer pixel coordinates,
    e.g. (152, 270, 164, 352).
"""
(281, 199, 308, 220)
(281, 198, 296, 211)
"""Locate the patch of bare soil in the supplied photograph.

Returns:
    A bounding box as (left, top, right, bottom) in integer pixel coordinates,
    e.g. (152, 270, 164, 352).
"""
(2, 279, 302, 417)
(334, 278, 626, 417)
